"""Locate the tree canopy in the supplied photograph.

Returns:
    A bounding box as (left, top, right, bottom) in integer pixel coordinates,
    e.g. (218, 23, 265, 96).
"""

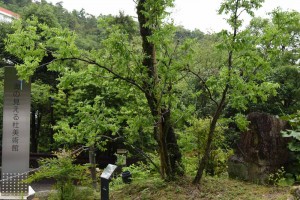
(0, 0, 299, 185)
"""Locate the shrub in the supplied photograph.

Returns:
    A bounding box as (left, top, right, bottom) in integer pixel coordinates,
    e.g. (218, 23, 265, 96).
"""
(179, 118, 233, 176)
(26, 149, 94, 200)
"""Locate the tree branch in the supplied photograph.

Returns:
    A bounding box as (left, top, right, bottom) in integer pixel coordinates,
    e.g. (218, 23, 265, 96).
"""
(185, 66, 218, 107)
(34, 56, 146, 93)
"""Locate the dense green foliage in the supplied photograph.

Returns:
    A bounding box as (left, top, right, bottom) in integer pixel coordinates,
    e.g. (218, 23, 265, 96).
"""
(0, 0, 299, 187)
(282, 112, 300, 154)
(247, 9, 300, 115)
(282, 111, 300, 180)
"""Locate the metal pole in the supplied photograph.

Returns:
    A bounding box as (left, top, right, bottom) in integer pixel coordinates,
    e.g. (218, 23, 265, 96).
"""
(101, 178, 109, 200)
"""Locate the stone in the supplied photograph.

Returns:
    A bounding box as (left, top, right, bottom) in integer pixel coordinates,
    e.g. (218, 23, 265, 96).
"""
(228, 155, 248, 180)
(228, 112, 290, 184)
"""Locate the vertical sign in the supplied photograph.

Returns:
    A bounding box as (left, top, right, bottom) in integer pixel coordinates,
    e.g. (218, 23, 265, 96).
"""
(1, 66, 30, 196)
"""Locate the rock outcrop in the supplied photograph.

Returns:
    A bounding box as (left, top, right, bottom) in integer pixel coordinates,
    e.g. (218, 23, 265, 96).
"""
(228, 112, 290, 183)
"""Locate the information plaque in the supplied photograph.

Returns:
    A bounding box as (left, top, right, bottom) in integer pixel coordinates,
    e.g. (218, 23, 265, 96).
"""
(100, 164, 117, 180)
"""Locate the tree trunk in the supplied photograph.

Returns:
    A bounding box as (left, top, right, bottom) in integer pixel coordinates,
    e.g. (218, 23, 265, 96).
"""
(37, 111, 42, 147)
(50, 99, 55, 149)
(193, 85, 228, 184)
(31, 109, 38, 153)
(192, 115, 219, 184)
(137, 0, 183, 180)
(89, 145, 97, 189)
(31, 109, 42, 153)
(164, 109, 184, 177)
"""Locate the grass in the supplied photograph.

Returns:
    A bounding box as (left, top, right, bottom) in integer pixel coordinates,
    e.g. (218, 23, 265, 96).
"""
(33, 174, 291, 200)
(110, 175, 291, 200)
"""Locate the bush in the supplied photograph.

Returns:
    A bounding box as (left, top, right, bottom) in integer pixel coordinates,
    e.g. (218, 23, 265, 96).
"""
(111, 161, 161, 190)
(26, 149, 94, 200)
(268, 167, 295, 186)
(179, 118, 233, 176)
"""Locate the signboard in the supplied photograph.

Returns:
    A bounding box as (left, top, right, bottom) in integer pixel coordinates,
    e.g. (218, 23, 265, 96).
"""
(1, 66, 31, 196)
(116, 149, 128, 154)
(100, 164, 117, 180)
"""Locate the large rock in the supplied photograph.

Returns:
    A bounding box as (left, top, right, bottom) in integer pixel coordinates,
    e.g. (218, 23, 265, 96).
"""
(228, 112, 290, 184)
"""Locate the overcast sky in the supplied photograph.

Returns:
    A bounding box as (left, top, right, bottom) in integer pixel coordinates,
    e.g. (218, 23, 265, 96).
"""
(46, 0, 300, 32)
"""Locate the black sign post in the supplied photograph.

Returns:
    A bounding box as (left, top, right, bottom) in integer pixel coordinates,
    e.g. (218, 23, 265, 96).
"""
(100, 164, 117, 200)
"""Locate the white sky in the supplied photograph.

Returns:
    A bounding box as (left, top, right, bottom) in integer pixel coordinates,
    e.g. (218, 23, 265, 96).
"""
(46, 0, 300, 33)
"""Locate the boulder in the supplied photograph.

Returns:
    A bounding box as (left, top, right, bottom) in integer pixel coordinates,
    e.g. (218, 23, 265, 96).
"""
(228, 112, 290, 183)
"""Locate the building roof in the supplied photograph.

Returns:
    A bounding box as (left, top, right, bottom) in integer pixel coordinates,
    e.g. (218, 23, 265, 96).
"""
(0, 7, 20, 19)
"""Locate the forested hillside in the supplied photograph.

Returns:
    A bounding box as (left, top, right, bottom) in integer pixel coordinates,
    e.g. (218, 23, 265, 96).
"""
(0, 0, 299, 195)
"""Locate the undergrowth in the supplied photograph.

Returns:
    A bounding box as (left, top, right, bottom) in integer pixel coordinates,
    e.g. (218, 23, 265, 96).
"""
(110, 174, 290, 200)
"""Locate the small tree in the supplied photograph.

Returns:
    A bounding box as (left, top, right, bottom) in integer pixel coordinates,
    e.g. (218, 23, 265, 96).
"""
(191, 0, 279, 184)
